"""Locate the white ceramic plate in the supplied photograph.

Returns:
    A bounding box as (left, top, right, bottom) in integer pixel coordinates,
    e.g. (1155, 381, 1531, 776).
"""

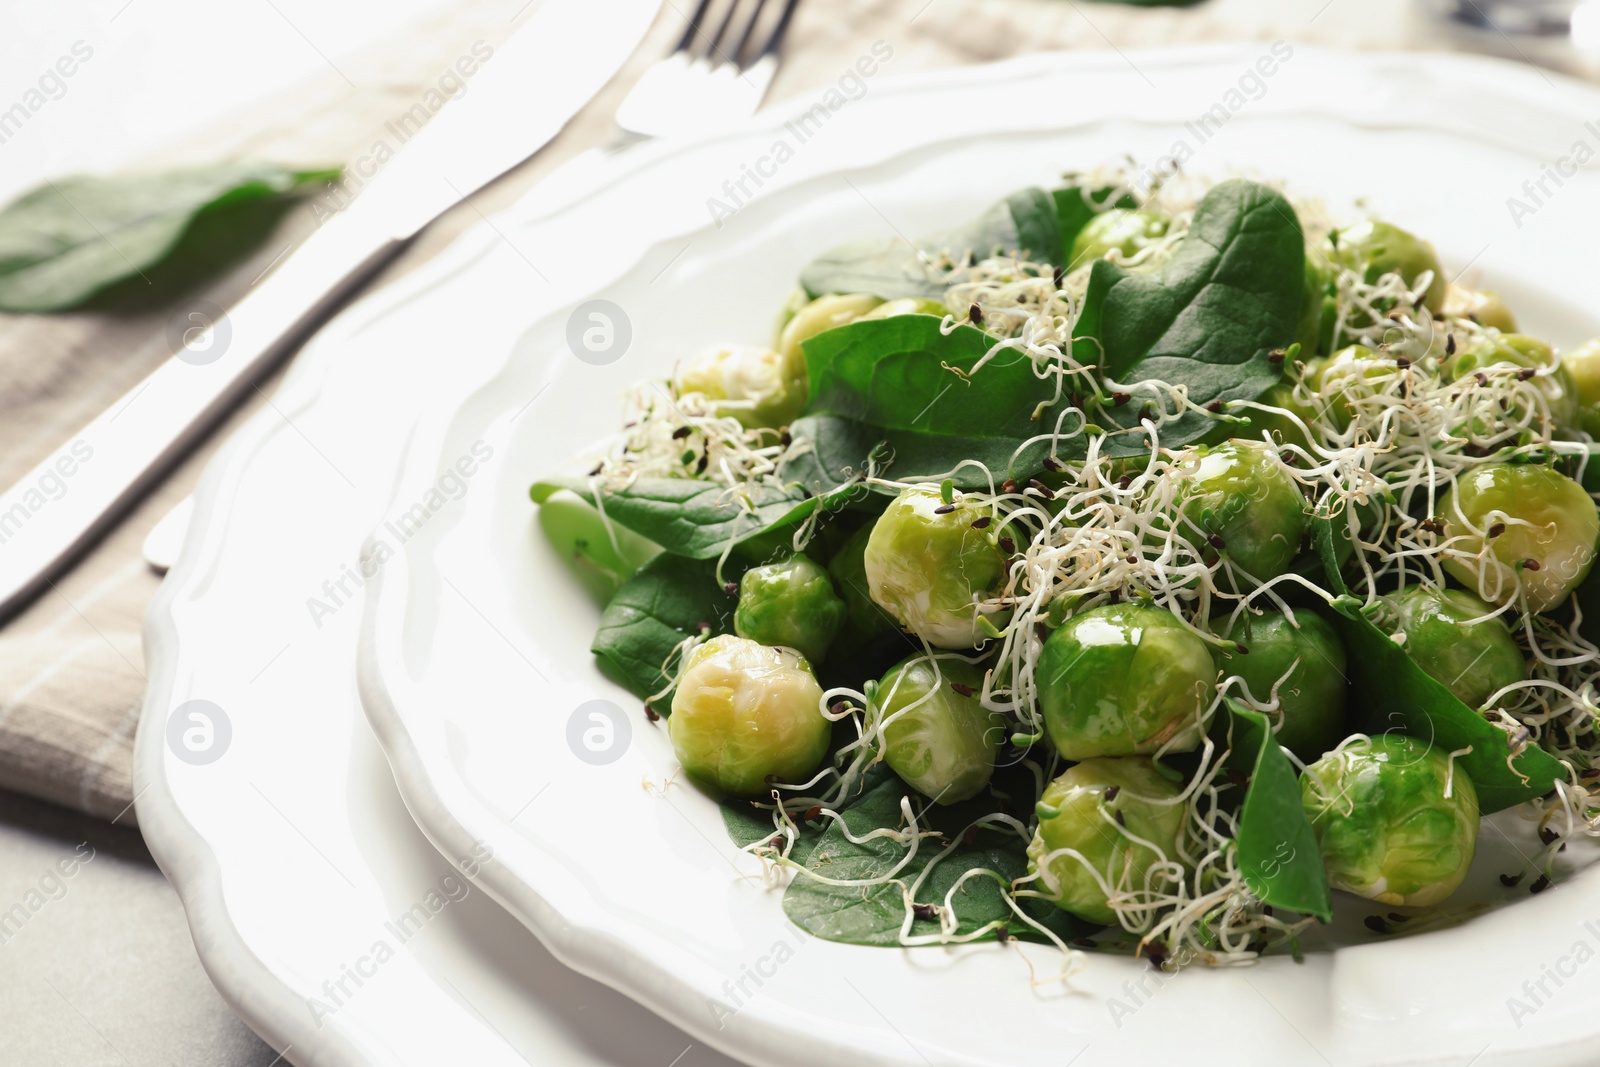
(358, 45, 1600, 1067)
(133, 143, 752, 1064)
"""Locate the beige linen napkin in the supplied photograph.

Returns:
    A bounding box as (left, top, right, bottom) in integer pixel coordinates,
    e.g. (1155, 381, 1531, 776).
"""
(0, 0, 1436, 821)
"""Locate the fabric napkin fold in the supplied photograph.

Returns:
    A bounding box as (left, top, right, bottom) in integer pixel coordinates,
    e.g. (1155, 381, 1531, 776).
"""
(0, 0, 1434, 822)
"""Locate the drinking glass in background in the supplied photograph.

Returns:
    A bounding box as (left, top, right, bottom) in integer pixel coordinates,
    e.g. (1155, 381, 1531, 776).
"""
(1423, 0, 1600, 77)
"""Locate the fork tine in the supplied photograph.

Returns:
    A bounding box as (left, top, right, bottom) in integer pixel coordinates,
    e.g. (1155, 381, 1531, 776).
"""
(727, 0, 768, 67)
(753, 0, 801, 62)
(674, 0, 716, 55)
(701, 0, 744, 65)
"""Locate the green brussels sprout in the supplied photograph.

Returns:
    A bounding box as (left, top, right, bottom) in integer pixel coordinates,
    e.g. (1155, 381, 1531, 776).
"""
(734, 554, 847, 664)
(537, 489, 662, 603)
(1310, 344, 1387, 431)
(675, 344, 806, 429)
(772, 286, 810, 343)
(669, 635, 831, 798)
(1178, 440, 1307, 586)
(776, 292, 883, 381)
(1442, 284, 1517, 332)
(1069, 209, 1168, 269)
(1327, 219, 1447, 314)
(1561, 339, 1600, 438)
(1038, 604, 1214, 759)
(1440, 462, 1600, 614)
(1444, 333, 1578, 433)
(863, 488, 1008, 649)
(1026, 758, 1187, 925)
(1300, 734, 1479, 907)
(873, 654, 1004, 804)
(1295, 255, 1338, 356)
(1214, 610, 1348, 762)
(828, 522, 898, 644)
(858, 297, 948, 321)
(1387, 585, 1524, 709)
(1251, 359, 1325, 451)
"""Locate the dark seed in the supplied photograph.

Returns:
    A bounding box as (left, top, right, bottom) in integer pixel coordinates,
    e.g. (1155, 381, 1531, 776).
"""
(1539, 826, 1560, 846)
(672, 426, 693, 439)
(1267, 349, 1285, 364)
(933, 503, 956, 515)
(694, 453, 709, 475)
(1001, 479, 1019, 495)
(1475, 372, 1489, 387)
(1028, 479, 1051, 495)
(804, 805, 823, 821)
(588, 462, 605, 476)
(1052, 266, 1065, 289)
(1144, 943, 1168, 968)
(1446, 334, 1457, 356)
(1518, 367, 1537, 381)
(1034, 622, 1050, 642)
(1531, 874, 1552, 894)
(1524, 559, 1542, 572)
(999, 536, 1016, 554)
(1235, 642, 1249, 655)
(1118, 475, 1132, 490)
(912, 902, 939, 921)
(1395, 356, 1411, 369)
(1487, 523, 1506, 538)
(1208, 533, 1227, 550)
(1104, 785, 1121, 801)
(996, 926, 1012, 943)
(724, 582, 739, 594)
(1112, 392, 1131, 407)
(968, 303, 984, 326)
(1387, 913, 1409, 924)
(949, 681, 977, 697)
(1206, 400, 1224, 414)
(644, 703, 661, 722)
(970, 516, 993, 529)
(780, 431, 792, 447)
(1500, 873, 1522, 887)
(1043, 456, 1063, 472)
(830, 701, 850, 717)
(1363, 916, 1389, 934)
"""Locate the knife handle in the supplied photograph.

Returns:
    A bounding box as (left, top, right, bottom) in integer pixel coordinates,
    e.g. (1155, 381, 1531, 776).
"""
(0, 212, 406, 620)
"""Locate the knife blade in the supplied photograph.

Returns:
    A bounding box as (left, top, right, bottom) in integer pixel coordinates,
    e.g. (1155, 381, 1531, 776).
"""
(0, 0, 662, 622)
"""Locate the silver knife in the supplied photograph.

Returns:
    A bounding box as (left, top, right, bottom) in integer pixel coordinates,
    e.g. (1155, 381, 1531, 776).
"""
(0, 0, 662, 621)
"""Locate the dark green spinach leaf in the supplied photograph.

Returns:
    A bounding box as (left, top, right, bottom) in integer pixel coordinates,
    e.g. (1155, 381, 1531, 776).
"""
(1226, 702, 1331, 920)
(784, 315, 1061, 489)
(1075, 179, 1303, 453)
(591, 554, 736, 703)
(0, 163, 340, 312)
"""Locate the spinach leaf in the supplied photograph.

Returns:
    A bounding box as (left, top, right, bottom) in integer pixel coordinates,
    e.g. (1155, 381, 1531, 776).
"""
(1307, 517, 1563, 812)
(1075, 179, 1303, 453)
(783, 315, 1060, 489)
(799, 186, 1063, 301)
(1226, 702, 1332, 920)
(0, 163, 340, 312)
(532, 477, 819, 560)
(591, 554, 736, 703)
(781, 776, 1097, 946)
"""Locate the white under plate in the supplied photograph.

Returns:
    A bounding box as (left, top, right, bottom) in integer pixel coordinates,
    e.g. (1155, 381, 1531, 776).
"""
(133, 142, 751, 1065)
(357, 46, 1600, 1067)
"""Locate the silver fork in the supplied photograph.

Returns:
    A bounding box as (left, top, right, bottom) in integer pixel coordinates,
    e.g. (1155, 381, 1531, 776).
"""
(142, 0, 804, 573)
(614, 0, 802, 139)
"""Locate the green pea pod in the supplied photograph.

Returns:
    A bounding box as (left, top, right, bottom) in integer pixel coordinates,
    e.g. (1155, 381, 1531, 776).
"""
(1225, 701, 1331, 921)
(1308, 516, 1563, 813)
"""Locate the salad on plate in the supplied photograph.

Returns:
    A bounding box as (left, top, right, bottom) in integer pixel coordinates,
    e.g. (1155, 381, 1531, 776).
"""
(529, 167, 1600, 971)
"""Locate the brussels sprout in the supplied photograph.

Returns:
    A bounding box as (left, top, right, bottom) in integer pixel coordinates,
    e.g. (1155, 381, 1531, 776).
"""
(1440, 462, 1600, 613)
(1251, 360, 1325, 451)
(1310, 344, 1387, 431)
(669, 635, 831, 798)
(1442, 284, 1517, 332)
(1026, 758, 1187, 925)
(776, 292, 884, 376)
(1561, 339, 1600, 438)
(1300, 734, 1479, 907)
(537, 489, 661, 603)
(734, 554, 847, 664)
(1387, 585, 1524, 709)
(1327, 219, 1447, 313)
(675, 344, 806, 429)
(1038, 604, 1214, 759)
(1215, 610, 1348, 761)
(1178, 440, 1307, 586)
(1444, 333, 1578, 433)
(863, 488, 1008, 649)
(857, 297, 949, 321)
(1069, 209, 1168, 269)
(873, 654, 1004, 804)
(828, 522, 898, 644)
(772, 286, 810, 342)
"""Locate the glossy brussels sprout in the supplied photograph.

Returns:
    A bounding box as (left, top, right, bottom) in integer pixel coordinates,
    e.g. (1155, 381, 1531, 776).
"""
(1178, 440, 1307, 586)
(1445, 333, 1578, 433)
(863, 488, 1008, 649)
(776, 292, 883, 373)
(1442, 284, 1517, 332)
(1300, 734, 1479, 907)
(858, 297, 948, 321)
(1027, 758, 1186, 925)
(1069, 209, 1168, 268)
(1327, 219, 1447, 314)
(669, 635, 831, 798)
(1038, 604, 1214, 759)
(734, 554, 847, 664)
(1562, 338, 1600, 438)
(1310, 344, 1392, 431)
(827, 522, 898, 644)
(1215, 610, 1348, 761)
(873, 654, 1004, 804)
(675, 344, 806, 429)
(537, 489, 661, 603)
(1388, 585, 1524, 709)
(772, 287, 810, 342)
(1440, 462, 1600, 613)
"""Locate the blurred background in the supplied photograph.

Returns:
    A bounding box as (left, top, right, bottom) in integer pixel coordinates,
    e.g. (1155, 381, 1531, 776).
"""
(2, 0, 1597, 1063)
